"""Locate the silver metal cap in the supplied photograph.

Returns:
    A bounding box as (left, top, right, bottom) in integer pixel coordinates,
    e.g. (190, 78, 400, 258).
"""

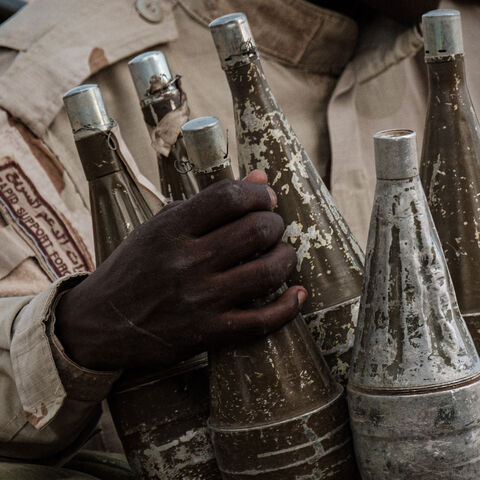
(128, 51, 173, 101)
(422, 9, 463, 58)
(63, 84, 113, 135)
(374, 129, 419, 180)
(209, 13, 256, 66)
(182, 116, 228, 171)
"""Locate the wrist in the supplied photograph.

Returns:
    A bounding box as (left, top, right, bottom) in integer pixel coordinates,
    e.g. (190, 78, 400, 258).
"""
(54, 282, 121, 371)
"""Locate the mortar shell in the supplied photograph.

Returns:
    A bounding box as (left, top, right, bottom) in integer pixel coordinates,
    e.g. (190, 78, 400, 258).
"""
(420, 10, 480, 352)
(348, 379, 480, 479)
(209, 316, 359, 479)
(348, 129, 480, 478)
(209, 13, 364, 387)
(109, 357, 222, 480)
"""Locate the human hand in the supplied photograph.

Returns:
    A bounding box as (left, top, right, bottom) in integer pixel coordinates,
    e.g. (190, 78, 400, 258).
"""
(55, 171, 307, 371)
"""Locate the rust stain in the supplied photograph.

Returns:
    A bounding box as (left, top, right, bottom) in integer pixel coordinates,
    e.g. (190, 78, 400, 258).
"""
(7, 115, 65, 193)
(88, 47, 109, 74)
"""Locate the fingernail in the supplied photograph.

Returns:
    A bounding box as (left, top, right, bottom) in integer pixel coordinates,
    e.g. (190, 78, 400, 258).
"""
(266, 186, 277, 208)
(297, 289, 307, 305)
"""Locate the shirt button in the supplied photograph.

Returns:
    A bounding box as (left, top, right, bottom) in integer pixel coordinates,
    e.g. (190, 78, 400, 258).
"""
(135, 0, 164, 23)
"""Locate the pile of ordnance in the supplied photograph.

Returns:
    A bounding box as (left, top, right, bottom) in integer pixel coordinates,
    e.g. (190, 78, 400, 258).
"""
(62, 8, 480, 480)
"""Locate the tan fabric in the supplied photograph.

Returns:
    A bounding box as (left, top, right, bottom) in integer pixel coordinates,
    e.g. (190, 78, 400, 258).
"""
(0, 0, 477, 465)
(0, 225, 34, 280)
(0, 275, 108, 463)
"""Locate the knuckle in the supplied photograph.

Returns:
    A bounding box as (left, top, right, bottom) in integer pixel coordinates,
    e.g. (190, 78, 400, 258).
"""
(249, 212, 283, 246)
(250, 214, 274, 245)
(258, 258, 284, 287)
(218, 180, 245, 211)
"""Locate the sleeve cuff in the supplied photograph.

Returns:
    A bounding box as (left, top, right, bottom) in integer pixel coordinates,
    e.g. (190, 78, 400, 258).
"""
(10, 273, 120, 430)
(48, 291, 121, 403)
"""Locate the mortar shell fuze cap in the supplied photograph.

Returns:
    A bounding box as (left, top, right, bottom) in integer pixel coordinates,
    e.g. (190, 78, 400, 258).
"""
(63, 84, 112, 134)
(374, 129, 419, 180)
(209, 13, 256, 66)
(182, 116, 228, 171)
(422, 9, 463, 58)
(128, 51, 173, 101)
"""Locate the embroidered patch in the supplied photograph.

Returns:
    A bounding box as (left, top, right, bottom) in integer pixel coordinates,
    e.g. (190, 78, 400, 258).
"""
(0, 159, 93, 278)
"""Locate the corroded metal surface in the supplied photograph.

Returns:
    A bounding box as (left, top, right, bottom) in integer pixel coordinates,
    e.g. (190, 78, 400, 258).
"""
(349, 380, 480, 479)
(109, 356, 220, 480)
(210, 14, 364, 385)
(420, 21, 480, 350)
(305, 296, 360, 382)
(209, 316, 359, 479)
(67, 89, 218, 479)
(349, 129, 480, 479)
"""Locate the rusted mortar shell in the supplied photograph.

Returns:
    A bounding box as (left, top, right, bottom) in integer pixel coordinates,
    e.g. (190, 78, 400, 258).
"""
(182, 116, 234, 188)
(209, 13, 364, 386)
(64, 84, 113, 138)
(128, 50, 198, 201)
(65, 86, 219, 479)
(420, 10, 480, 353)
(182, 116, 359, 478)
(423, 9, 463, 58)
(348, 129, 480, 479)
(128, 51, 173, 101)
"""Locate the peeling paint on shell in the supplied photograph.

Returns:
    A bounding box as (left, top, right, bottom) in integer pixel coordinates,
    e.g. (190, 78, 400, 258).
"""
(420, 53, 480, 351)
(210, 316, 359, 479)
(222, 54, 364, 386)
(305, 297, 360, 385)
(109, 360, 221, 480)
(348, 156, 480, 477)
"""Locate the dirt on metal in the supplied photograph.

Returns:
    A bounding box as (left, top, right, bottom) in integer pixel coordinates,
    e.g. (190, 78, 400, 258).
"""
(421, 53, 480, 351)
(223, 51, 364, 386)
(349, 130, 480, 479)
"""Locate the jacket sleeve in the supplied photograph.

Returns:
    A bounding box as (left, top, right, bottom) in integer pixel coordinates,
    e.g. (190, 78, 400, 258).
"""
(0, 272, 121, 464)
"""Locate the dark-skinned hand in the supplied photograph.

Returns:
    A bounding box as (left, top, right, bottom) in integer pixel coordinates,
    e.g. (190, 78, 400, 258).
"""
(55, 170, 307, 371)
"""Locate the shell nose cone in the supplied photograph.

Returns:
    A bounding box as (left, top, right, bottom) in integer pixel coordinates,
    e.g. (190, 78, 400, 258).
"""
(63, 84, 112, 133)
(209, 12, 256, 64)
(182, 116, 228, 171)
(422, 9, 463, 57)
(373, 129, 419, 180)
(128, 51, 172, 100)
